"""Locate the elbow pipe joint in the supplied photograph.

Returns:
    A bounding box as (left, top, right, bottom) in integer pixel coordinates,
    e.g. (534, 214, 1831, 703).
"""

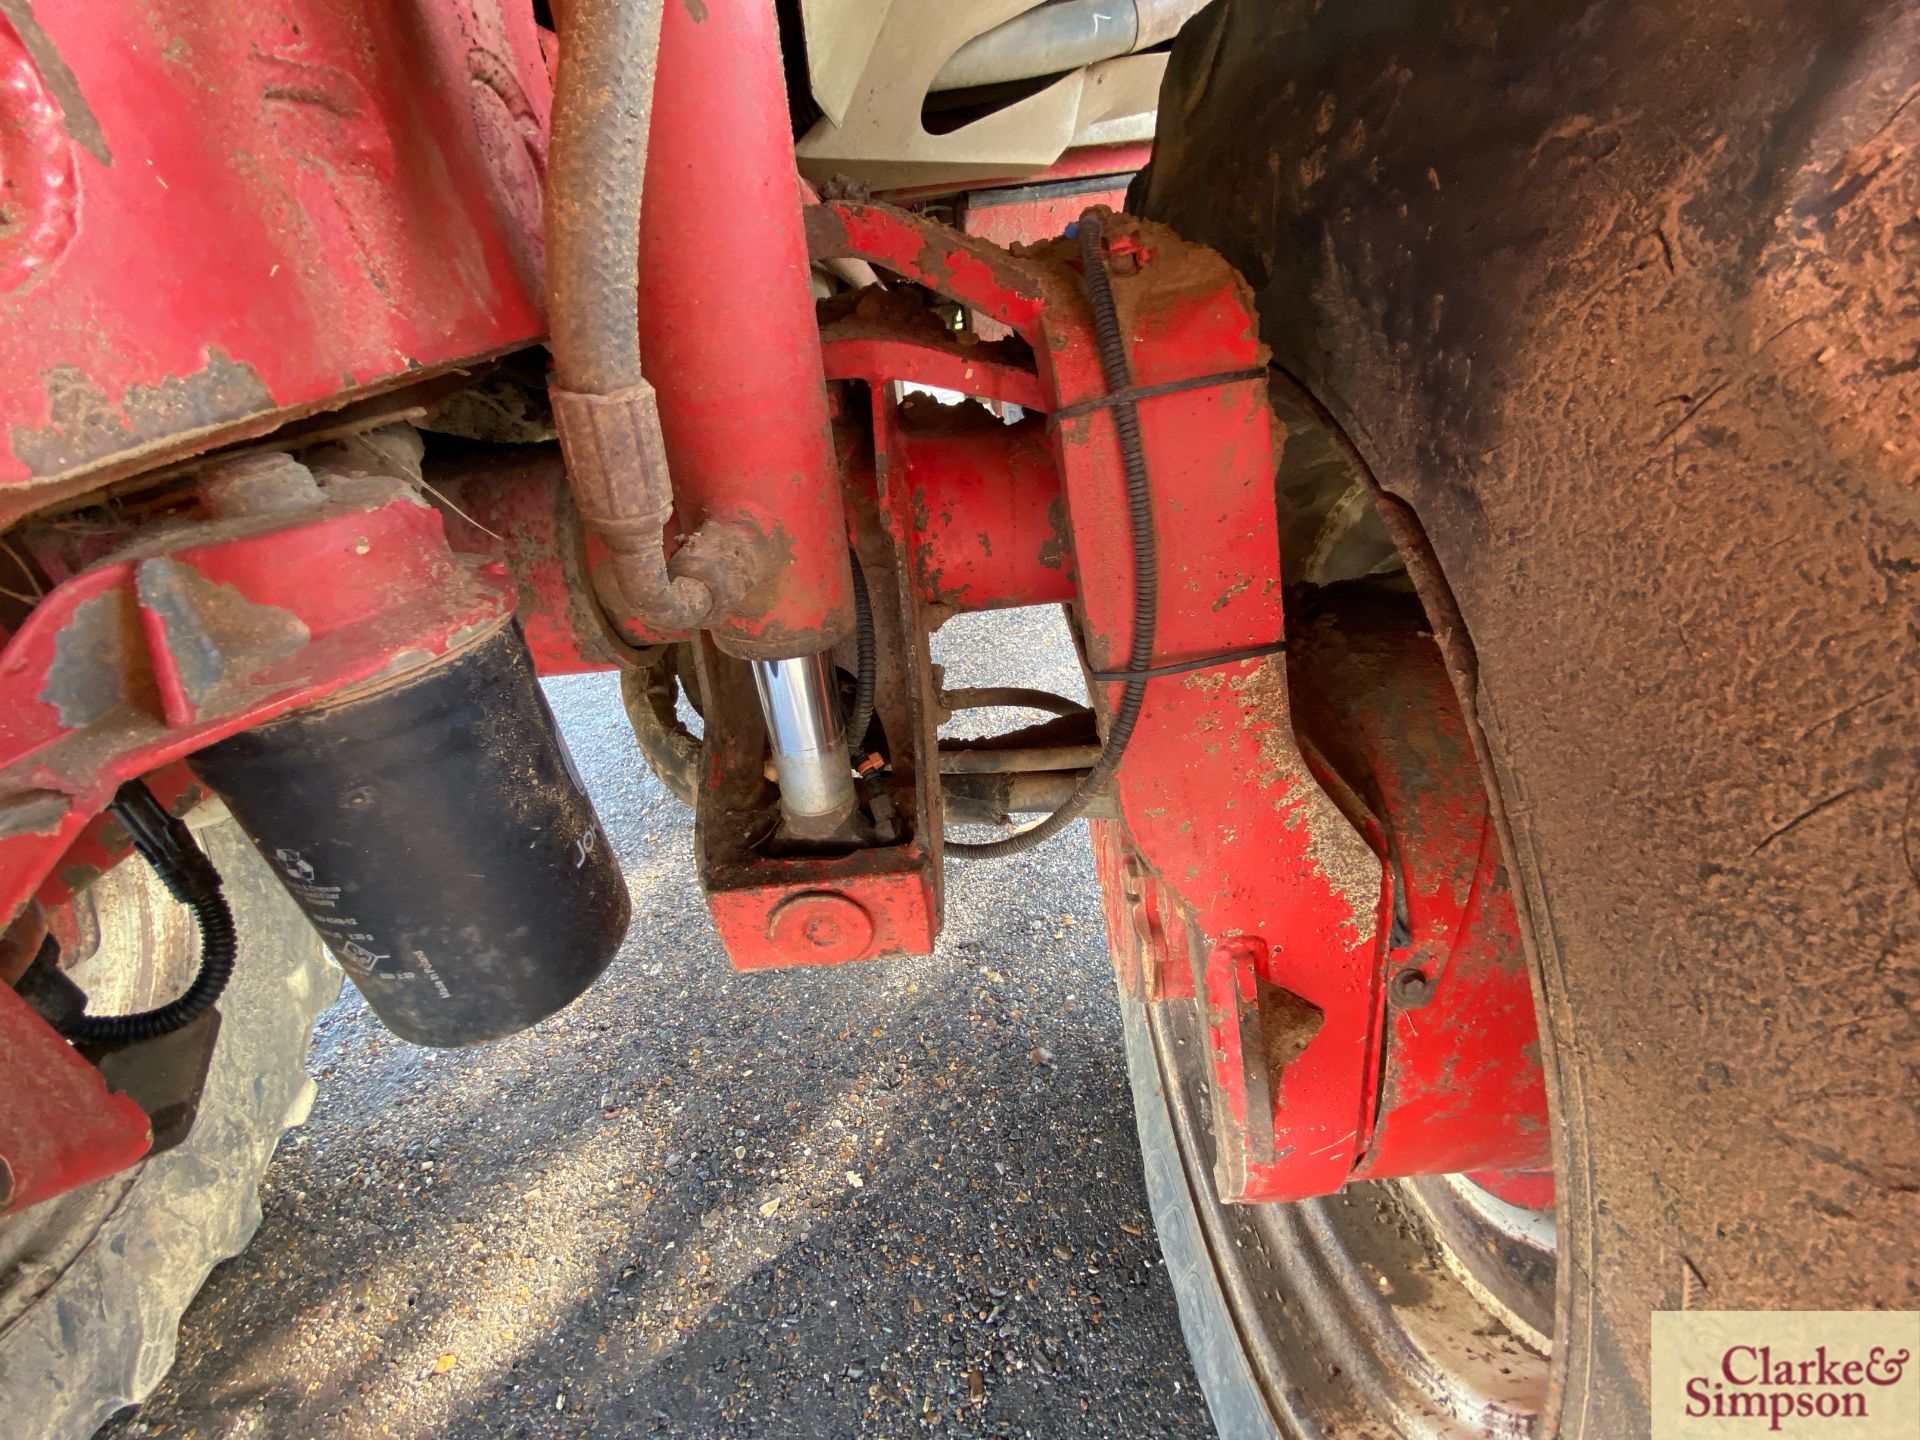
(547, 0, 727, 635)
(551, 381, 732, 633)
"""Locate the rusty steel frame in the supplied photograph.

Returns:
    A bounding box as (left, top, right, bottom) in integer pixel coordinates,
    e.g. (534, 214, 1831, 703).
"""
(2, 196, 1544, 1214)
(810, 198, 1379, 1198)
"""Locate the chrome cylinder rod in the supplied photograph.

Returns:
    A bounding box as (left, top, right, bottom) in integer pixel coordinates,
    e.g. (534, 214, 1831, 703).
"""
(750, 652, 856, 831)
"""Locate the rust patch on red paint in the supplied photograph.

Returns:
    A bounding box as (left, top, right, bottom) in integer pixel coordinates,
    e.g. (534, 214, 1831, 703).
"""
(1039, 495, 1070, 571)
(1226, 655, 1380, 938)
(43, 587, 149, 727)
(804, 202, 1050, 335)
(12, 350, 274, 483)
(135, 557, 311, 714)
(0, 790, 68, 840)
(1259, 976, 1324, 1075)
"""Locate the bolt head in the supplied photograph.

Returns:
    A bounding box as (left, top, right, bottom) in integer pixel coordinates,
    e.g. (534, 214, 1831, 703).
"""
(1389, 966, 1436, 1010)
(766, 891, 875, 964)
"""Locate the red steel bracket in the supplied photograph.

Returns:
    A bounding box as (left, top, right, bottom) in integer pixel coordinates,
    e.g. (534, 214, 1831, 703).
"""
(805, 200, 1543, 1204)
(0, 982, 151, 1215)
(1288, 595, 1552, 1185)
(691, 616, 941, 970)
(809, 202, 1379, 1200)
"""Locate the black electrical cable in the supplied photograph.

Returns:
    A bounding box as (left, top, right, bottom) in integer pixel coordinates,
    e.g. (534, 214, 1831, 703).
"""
(945, 212, 1157, 859)
(847, 549, 877, 755)
(59, 782, 236, 1044)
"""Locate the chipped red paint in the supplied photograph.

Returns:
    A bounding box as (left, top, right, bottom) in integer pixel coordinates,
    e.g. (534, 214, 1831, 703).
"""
(895, 405, 1073, 613)
(821, 326, 1048, 414)
(959, 177, 1132, 342)
(805, 204, 1052, 336)
(690, 360, 945, 973)
(710, 871, 935, 970)
(963, 181, 1132, 252)
(425, 446, 679, 673)
(1036, 217, 1384, 1203)
(0, 0, 550, 523)
(1093, 823, 1196, 1004)
(1287, 594, 1550, 1184)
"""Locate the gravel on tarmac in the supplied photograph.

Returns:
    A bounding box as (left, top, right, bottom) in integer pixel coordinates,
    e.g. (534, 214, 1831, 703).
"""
(99, 607, 1214, 1440)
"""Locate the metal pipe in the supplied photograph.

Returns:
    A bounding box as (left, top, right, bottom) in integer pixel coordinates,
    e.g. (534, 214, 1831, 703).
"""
(943, 770, 1118, 825)
(938, 744, 1104, 775)
(934, 1, 1135, 91)
(930, 0, 1209, 93)
(751, 653, 856, 832)
(940, 687, 1088, 718)
(638, 0, 854, 660)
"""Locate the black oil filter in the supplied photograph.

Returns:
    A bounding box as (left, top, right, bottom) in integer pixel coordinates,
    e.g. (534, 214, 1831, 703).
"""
(191, 619, 630, 1046)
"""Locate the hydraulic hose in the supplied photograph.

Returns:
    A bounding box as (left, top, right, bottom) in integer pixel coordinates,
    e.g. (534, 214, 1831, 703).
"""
(543, 0, 656, 398)
(546, 0, 714, 631)
(620, 650, 701, 808)
(60, 783, 235, 1045)
(946, 213, 1157, 859)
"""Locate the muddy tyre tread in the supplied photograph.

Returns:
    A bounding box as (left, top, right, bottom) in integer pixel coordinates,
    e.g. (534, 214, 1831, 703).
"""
(1121, 998, 1283, 1440)
(0, 811, 339, 1440)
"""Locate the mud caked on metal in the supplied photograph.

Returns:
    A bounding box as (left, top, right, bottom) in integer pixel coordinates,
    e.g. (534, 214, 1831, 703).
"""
(191, 619, 631, 1046)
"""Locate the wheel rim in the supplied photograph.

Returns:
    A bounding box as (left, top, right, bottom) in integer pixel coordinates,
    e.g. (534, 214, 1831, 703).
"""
(1145, 995, 1554, 1437)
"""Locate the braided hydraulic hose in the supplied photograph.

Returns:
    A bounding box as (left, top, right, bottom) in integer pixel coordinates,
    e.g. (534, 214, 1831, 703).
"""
(546, 0, 716, 632)
(945, 213, 1157, 859)
(60, 782, 235, 1044)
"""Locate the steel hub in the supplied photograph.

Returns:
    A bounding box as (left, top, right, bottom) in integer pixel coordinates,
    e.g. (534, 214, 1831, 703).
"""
(1141, 994, 1555, 1436)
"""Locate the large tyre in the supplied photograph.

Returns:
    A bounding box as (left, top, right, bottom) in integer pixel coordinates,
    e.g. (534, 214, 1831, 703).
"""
(1125, 1, 1920, 1435)
(0, 803, 339, 1440)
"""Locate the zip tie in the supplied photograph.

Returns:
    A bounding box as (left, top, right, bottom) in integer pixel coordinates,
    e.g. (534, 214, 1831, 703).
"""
(1087, 638, 1287, 685)
(1046, 366, 1266, 428)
